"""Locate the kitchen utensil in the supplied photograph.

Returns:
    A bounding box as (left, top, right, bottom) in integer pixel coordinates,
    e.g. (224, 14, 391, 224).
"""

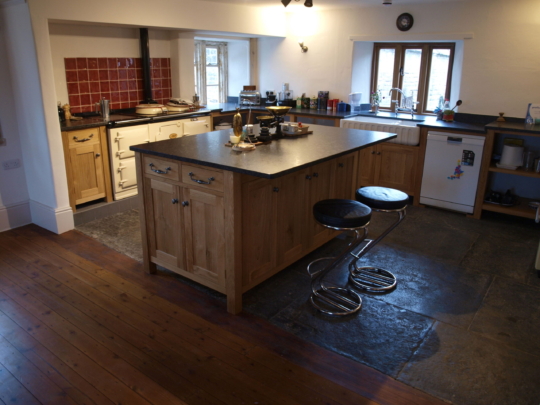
(451, 99, 462, 111)
(529, 201, 540, 223)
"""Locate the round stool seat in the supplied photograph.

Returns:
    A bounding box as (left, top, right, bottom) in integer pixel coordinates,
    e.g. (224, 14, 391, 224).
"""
(356, 186, 408, 211)
(313, 199, 371, 229)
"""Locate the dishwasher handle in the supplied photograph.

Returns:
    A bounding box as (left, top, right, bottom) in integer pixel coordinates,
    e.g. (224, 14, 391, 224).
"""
(447, 136, 463, 144)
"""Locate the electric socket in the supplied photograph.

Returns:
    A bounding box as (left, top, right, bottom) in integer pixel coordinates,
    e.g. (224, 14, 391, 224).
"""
(2, 159, 21, 170)
(0, 138, 5, 146)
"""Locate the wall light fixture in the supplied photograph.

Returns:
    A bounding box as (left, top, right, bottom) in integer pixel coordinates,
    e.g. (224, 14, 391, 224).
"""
(298, 41, 308, 53)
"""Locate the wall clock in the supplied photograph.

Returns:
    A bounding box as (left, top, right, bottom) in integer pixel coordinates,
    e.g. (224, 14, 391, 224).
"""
(396, 13, 414, 31)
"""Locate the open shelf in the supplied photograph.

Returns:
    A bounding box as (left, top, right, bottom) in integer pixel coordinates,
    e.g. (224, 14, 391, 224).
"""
(488, 163, 540, 178)
(482, 196, 538, 219)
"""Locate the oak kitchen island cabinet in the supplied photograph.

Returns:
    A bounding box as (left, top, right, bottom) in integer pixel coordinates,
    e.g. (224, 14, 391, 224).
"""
(130, 124, 396, 314)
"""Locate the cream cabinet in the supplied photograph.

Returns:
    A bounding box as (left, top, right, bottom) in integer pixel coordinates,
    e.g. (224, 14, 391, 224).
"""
(149, 116, 211, 141)
(61, 126, 113, 211)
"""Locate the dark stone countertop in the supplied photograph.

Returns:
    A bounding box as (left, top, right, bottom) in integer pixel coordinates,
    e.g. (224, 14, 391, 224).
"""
(130, 124, 396, 179)
(60, 114, 141, 131)
(206, 103, 357, 119)
(485, 120, 540, 135)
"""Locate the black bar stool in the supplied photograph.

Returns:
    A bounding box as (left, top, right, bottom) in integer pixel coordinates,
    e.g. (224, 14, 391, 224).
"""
(307, 199, 372, 316)
(349, 186, 408, 292)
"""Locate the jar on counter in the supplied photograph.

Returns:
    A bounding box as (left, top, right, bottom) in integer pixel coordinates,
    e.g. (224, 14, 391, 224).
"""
(310, 96, 317, 109)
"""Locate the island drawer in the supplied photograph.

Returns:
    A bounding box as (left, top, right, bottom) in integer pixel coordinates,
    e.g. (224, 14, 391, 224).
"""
(143, 156, 180, 181)
(182, 164, 224, 192)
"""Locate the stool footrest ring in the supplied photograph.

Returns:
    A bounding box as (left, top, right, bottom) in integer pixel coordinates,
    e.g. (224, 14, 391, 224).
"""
(310, 286, 362, 316)
(349, 266, 397, 292)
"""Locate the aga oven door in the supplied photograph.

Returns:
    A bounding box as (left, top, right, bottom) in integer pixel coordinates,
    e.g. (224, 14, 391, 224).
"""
(183, 116, 211, 136)
(149, 120, 184, 142)
(109, 124, 150, 200)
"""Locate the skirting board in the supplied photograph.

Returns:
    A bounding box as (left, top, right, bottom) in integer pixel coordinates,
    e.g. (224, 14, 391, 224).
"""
(29, 199, 74, 234)
(0, 201, 32, 232)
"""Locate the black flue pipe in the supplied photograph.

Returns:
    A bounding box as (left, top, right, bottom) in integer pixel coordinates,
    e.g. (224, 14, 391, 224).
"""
(139, 28, 156, 104)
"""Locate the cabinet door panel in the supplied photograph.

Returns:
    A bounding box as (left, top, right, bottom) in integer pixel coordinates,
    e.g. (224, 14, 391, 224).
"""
(241, 178, 276, 287)
(333, 152, 357, 200)
(148, 179, 184, 269)
(276, 170, 306, 266)
(184, 188, 226, 289)
(358, 146, 378, 187)
(70, 143, 106, 204)
(306, 160, 334, 248)
(378, 144, 418, 194)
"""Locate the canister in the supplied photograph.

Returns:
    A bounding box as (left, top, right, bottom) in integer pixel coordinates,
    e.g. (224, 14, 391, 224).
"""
(302, 97, 310, 109)
(296, 97, 302, 109)
(310, 96, 317, 109)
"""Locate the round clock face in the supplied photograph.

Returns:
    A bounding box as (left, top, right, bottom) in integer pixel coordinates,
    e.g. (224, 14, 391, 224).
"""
(397, 13, 414, 31)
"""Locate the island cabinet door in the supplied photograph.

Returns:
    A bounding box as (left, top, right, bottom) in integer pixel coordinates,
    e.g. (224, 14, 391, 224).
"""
(241, 177, 277, 288)
(305, 160, 334, 249)
(332, 152, 358, 200)
(377, 143, 418, 195)
(145, 179, 185, 270)
(275, 169, 307, 267)
(182, 187, 226, 292)
(358, 145, 379, 187)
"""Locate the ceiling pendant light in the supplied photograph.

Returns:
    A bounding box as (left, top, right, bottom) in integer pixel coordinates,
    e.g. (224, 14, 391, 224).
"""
(382, 0, 392, 4)
(281, 0, 291, 6)
(281, 0, 312, 7)
(304, 0, 313, 6)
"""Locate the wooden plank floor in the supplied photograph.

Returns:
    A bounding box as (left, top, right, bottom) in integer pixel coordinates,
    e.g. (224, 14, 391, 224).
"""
(0, 224, 447, 405)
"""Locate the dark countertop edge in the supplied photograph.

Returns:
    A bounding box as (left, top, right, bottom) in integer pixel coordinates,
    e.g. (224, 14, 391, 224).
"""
(416, 121, 488, 134)
(485, 122, 540, 134)
(207, 104, 354, 119)
(132, 135, 396, 179)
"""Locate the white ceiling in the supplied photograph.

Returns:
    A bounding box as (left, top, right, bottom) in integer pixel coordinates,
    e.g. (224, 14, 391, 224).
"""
(195, 0, 467, 11)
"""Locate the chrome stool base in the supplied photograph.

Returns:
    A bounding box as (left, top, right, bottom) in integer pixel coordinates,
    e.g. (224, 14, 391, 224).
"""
(310, 286, 362, 316)
(349, 265, 397, 292)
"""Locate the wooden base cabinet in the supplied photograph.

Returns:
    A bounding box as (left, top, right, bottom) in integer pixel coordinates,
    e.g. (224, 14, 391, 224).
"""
(358, 143, 418, 196)
(136, 151, 357, 314)
(62, 126, 113, 211)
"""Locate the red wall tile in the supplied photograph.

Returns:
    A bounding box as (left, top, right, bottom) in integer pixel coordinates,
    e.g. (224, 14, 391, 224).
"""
(64, 57, 171, 112)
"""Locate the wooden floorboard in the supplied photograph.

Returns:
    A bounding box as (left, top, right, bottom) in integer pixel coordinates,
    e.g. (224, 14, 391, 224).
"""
(0, 224, 448, 405)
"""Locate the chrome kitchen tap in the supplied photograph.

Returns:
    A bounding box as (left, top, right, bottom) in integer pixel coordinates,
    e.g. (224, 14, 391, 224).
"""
(389, 88, 417, 118)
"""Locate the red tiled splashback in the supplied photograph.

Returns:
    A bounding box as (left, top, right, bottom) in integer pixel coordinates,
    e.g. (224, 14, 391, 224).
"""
(64, 57, 172, 113)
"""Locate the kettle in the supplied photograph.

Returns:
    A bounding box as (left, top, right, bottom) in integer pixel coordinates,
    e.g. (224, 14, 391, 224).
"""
(95, 98, 110, 119)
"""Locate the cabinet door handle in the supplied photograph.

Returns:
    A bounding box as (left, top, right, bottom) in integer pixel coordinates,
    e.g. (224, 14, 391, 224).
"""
(148, 163, 171, 174)
(273, 187, 279, 192)
(182, 201, 189, 207)
(376, 151, 381, 155)
(305, 175, 312, 180)
(338, 163, 344, 168)
(188, 171, 215, 185)
(172, 198, 179, 204)
(95, 153, 101, 158)
(313, 172, 319, 178)
(371, 151, 376, 155)
(73, 133, 94, 142)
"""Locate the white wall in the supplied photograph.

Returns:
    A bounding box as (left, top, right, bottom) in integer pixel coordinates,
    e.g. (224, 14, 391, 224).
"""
(0, 8, 31, 231)
(260, 0, 540, 117)
(228, 40, 250, 98)
(49, 23, 172, 105)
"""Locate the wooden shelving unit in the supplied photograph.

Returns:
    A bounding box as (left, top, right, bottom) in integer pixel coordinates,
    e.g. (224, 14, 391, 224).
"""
(473, 125, 540, 219)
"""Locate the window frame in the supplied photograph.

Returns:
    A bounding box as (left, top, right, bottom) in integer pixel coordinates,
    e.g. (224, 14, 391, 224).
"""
(371, 42, 455, 115)
(194, 40, 228, 105)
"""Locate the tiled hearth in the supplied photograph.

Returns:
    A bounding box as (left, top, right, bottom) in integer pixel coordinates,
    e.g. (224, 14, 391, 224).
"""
(64, 57, 172, 113)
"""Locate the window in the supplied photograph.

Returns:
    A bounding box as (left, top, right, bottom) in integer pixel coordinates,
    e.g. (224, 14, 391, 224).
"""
(194, 41, 228, 105)
(371, 43, 454, 114)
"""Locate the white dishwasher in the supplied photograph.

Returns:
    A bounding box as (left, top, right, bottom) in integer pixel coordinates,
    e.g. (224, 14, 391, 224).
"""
(420, 131, 485, 213)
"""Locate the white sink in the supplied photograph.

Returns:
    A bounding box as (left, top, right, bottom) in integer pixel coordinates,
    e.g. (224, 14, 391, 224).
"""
(340, 116, 421, 146)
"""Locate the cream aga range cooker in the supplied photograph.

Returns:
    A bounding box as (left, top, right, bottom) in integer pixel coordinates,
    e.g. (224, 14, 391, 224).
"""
(106, 111, 211, 200)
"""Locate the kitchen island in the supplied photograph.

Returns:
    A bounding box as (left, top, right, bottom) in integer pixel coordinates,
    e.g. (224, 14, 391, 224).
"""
(131, 124, 396, 314)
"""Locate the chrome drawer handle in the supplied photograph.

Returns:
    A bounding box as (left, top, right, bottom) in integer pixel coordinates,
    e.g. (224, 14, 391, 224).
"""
(188, 172, 214, 185)
(148, 163, 171, 174)
(182, 201, 189, 207)
(73, 134, 94, 142)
